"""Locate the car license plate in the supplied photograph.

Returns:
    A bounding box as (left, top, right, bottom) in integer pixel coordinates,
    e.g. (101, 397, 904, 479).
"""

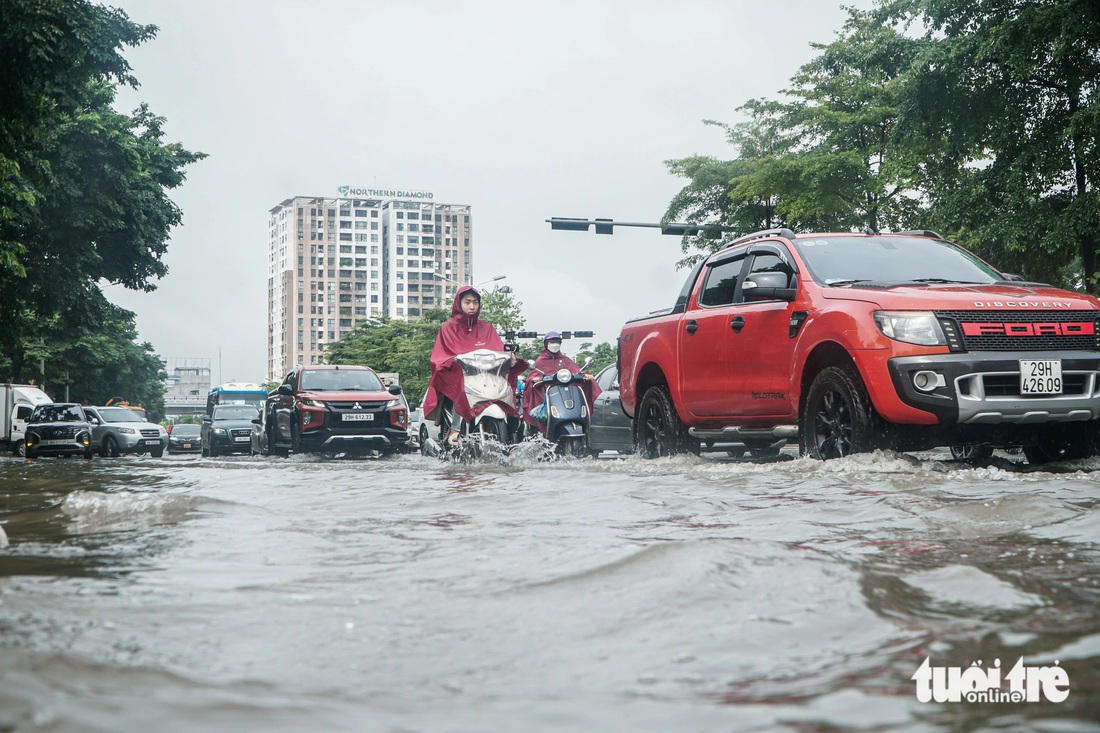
(1020, 359, 1062, 394)
(233, 436, 250, 442)
(343, 413, 374, 421)
(144, 439, 162, 445)
(182, 443, 192, 449)
(42, 439, 68, 446)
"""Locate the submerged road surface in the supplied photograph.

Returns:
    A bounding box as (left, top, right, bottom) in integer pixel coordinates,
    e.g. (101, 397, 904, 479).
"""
(1, 448, 1098, 732)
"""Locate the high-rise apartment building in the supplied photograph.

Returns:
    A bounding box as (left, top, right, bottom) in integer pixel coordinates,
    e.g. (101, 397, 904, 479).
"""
(267, 190, 473, 381)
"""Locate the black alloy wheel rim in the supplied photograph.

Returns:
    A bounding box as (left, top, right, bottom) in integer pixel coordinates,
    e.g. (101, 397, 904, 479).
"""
(641, 402, 668, 457)
(813, 388, 853, 458)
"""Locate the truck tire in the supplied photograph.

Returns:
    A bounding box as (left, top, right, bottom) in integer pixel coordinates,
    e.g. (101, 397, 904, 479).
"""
(1023, 424, 1099, 465)
(800, 364, 882, 460)
(950, 445, 993, 462)
(634, 386, 695, 458)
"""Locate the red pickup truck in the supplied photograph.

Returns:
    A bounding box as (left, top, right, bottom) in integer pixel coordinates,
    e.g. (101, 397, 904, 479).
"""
(618, 228, 1100, 463)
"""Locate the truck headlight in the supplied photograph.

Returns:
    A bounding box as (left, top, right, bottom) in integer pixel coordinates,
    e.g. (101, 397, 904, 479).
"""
(873, 311, 947, 347)
(301, 399, 326, 407)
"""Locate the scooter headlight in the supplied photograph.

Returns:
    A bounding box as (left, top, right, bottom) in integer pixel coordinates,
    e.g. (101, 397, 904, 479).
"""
(555, 368, 571, 384)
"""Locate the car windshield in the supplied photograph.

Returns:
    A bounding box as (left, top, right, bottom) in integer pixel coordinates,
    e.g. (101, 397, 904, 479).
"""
(33, 405, 85, 422)
(212, 405, 259, 421)
(299, 369, 383, 391)
(792, 236, 1005, 286)
(97, 407, 142, 423)
(172, 424, 201, 436)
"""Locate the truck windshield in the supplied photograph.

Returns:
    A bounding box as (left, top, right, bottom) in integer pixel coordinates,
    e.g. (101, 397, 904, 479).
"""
(793, 236, 1005, 286)
(299, 370, 383, 392)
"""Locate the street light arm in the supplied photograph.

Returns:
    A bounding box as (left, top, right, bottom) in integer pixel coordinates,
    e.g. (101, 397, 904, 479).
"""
(546, 217, 731, 237)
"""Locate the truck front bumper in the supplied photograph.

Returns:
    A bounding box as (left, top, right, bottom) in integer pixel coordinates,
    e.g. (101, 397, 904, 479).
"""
(887, 351, 1100, 426)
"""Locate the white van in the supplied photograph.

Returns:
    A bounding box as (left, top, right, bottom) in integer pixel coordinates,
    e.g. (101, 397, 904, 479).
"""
(1, 384, 54, 456)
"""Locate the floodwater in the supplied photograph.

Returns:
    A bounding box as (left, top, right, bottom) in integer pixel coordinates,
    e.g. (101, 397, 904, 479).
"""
(0, 447, 1098, 733)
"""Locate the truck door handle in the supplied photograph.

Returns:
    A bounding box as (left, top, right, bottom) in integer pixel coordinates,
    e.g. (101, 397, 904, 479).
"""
(685, 320, 698, 335)
(731, 316, 745, 333)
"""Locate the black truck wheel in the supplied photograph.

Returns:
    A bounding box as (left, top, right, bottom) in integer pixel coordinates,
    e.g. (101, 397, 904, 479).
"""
(800, 364, 882, 460)
(1023, 423, 1100, 465)
(634, 386, 695, 458)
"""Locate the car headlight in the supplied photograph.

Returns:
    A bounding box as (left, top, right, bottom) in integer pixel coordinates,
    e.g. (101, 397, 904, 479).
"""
(214, 428, 228, 435)
(117, 427, 136, 434)
(873, 311, 947, 346)
(556, 368, 572, 384)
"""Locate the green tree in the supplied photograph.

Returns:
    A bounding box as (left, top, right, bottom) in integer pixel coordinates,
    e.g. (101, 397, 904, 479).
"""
(665, 8, 931, 264)
(324, 309, 449, 406)
(0, 0, 204, 389)
(883, 0, 1100, 290)
(574, 341, 617, 372)
(3, 294, 168, 419)
(479, 285, 525, 333)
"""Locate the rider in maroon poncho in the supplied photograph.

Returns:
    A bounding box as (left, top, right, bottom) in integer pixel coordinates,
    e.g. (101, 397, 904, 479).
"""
(522, 331, 601, 433)
(423, 286, 527, 443)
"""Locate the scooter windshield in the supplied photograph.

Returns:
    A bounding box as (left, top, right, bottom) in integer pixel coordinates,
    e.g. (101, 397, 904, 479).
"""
(455, 350, 514, 409)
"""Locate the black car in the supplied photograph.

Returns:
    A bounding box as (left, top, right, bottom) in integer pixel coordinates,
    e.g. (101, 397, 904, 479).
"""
(167, 423, 202, 454)
(587, 364, 634, 457)
(24, 403, 94, 459)
(202, 404, 260, 457)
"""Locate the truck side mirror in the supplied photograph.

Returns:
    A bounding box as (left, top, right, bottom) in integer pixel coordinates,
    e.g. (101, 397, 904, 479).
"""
(277, 384, 294, 396)
(742, 272, 797, 302)
(387, 384, 403, 395)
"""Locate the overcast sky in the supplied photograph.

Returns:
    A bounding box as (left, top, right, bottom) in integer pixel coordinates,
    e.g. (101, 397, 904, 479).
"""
(106, 0, 870, 383)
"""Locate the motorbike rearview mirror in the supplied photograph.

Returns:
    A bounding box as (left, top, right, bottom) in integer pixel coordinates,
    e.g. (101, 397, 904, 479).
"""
(581, 357, 593, 370)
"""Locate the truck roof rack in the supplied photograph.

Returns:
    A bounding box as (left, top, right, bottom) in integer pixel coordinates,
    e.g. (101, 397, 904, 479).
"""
(898, 229, 945, 240)
(720, 228, 797, 250)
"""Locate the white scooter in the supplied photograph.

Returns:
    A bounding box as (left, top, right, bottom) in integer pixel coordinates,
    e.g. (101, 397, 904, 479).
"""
(424, 349, 522, 457)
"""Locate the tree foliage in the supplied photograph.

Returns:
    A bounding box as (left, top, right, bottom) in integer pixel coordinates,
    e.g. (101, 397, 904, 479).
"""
(323, 309, 449, 406)
(0, 0, 204, 407)
(664, 0, 1099, 293)
(883, 0, 1100, 290)
(665, 8, 931, 265)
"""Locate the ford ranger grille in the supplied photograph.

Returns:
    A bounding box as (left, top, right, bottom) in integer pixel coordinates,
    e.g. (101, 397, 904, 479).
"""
(935, 311, 1100, 352)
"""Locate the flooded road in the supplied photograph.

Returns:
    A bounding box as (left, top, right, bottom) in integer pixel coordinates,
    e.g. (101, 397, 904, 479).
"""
(1, 448, 1098, 732)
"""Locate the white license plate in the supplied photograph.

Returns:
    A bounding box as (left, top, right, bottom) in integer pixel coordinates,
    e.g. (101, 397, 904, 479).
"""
(233, 436, 250, 442)
(42, 439, 70, 446)
(342, 413, 374, 421)
(1020, 359, 1062, 394)
(144, 439, 162, 445)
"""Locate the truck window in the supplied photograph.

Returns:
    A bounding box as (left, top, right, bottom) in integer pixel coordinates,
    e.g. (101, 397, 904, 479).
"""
(699, 257, 745, 307)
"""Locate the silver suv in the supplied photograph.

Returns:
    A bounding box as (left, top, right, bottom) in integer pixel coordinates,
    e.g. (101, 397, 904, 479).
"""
(85, 406, 168, 458)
